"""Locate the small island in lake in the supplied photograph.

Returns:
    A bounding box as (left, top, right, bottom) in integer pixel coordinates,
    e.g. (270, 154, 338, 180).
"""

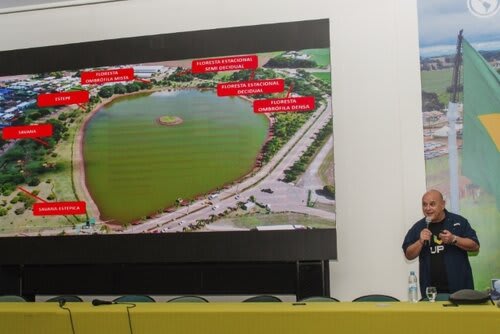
(156, 115, 183, 126)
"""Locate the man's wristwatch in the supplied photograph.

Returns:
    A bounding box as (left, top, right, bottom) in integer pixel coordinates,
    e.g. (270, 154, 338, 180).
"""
(451, 235, 458, 245)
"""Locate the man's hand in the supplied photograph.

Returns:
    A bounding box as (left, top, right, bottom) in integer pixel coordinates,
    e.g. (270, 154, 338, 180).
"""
(439, 230, 455, 244)
(420, 228, 431, 244)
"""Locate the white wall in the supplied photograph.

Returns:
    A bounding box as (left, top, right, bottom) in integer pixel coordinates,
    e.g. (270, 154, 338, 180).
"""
(0, 0, 427, 300)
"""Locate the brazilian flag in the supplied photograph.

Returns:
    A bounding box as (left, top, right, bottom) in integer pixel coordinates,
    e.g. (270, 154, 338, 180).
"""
(462, 39, 500, 209)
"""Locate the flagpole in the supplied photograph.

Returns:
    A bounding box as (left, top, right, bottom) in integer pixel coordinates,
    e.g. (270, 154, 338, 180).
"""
(447, 30, 463, 213)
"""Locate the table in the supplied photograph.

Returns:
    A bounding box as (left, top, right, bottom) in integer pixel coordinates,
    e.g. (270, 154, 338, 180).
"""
(0, 302, 498, 334)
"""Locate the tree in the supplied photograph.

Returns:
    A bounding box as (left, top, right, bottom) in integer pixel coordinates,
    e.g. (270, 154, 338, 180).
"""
(194, 72, 216, 80)
(25, 161, 45, 174)
(90, 95, 101, 104)
(50, 71, 64, 79)
(264, 57, 317, 69)
(323, 185, 335, 198)
(46, 118, 67, 142)
(14, 207, 25, 215)
(126, 82, 141, 93)
(113, 83, 127, 94)
(297, 69, 312, 79)
(421, 91, 444, 111)
(98, 86, 114, 98)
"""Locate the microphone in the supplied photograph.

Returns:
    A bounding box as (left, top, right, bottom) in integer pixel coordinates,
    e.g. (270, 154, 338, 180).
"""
(92, 299, 115, 306)
(424, 217, 432, 246)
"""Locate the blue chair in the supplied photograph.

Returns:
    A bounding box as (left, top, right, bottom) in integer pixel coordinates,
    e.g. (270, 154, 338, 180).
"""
(113, 295, 155, 303)
(46, 295, 83, 303)
(0, 295, 27, 302)
(420, 293, 450, 302)
(243, 295, 282, 302)
(299, 296, 340, 302)
(352, 294, 399, 302)
(167, 295, 209, 303)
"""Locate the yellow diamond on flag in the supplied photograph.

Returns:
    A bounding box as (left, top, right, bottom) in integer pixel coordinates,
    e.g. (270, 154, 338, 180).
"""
(478, 114, 500, 152)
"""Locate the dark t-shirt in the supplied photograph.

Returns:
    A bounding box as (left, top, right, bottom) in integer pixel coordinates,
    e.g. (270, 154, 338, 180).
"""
(428, 221, 449, 292)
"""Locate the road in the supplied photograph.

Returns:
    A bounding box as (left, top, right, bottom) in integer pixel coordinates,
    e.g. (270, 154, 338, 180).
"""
(296, 135, 334, 204)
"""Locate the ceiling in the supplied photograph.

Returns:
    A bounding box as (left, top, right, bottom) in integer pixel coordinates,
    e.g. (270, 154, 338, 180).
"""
(0, 0, 127, 14)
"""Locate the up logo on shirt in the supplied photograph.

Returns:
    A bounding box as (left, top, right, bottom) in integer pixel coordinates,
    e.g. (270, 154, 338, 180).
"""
(430, 235, 444, 254)
(433, 235, 443, 245)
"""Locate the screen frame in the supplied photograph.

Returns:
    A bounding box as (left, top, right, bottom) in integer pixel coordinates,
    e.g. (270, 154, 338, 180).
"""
(0, 19, 336, 265)
(1, 229, 337, 265)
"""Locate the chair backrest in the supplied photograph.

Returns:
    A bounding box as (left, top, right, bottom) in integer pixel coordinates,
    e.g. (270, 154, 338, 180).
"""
(46, 295, 83, 303)
(113, 295, 155, 303)
(0, 295, 27, 302)
(242, 295, 282, 302)
(352, 294, 400, 302)
(299, 296, 340, 302)
(167, 295, 209, 303)
(420, 293, 451, 302)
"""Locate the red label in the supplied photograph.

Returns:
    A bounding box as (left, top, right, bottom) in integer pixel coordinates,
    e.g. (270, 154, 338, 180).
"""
(37, 91, 89, 107)
(33, 202, 86, 216)
(2, 124, 53, 140)
(253, 97, 316, 113)
(81, 68, 135, 84)
(192, 55, 258, 73)
(217, 79, 285, 96)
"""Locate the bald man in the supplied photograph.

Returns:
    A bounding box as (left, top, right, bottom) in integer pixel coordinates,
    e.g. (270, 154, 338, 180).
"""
(402, 190, 480, 294)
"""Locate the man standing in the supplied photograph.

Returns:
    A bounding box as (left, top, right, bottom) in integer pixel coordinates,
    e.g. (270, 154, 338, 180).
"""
(402, 189, 480, 294)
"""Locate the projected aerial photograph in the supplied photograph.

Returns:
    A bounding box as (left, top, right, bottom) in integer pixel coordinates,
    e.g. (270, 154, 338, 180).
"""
(0, 43, 334, 236)
(417, 0, 500, 290)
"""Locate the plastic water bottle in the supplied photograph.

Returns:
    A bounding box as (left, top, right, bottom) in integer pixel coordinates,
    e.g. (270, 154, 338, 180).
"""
(408, 271, 418, 303)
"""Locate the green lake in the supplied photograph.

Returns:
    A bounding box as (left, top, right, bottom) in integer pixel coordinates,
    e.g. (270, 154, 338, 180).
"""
(83, 90, 268, 223)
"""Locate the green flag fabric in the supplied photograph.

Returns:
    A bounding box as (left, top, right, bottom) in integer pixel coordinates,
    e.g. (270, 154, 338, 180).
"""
(462, 38, 500, 209)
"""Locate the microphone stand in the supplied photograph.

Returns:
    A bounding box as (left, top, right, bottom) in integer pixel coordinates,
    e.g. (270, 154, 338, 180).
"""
(58, 300, 76, 334)
(125, 303, 136, 334)
(92, 299, 136, 334)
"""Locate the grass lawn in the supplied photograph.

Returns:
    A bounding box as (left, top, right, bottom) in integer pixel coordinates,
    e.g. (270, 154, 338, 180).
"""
(159, 115, 177, 122)
(318, 140, 334, 185)
(425, 154, 454, 187)
(420, 68, 454, 105)
(312, 202, 335, 213)
(44, 111, 83, 203)
(221, 211, 335, 229)
(311, 72, 331, 84)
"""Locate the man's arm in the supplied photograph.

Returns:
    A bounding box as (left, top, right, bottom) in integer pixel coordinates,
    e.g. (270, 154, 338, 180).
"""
(439, 230, 479, 251)
(405, 239, 424, 260)
(454, 236, 479, 251)
(404, 228, 431, 260)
